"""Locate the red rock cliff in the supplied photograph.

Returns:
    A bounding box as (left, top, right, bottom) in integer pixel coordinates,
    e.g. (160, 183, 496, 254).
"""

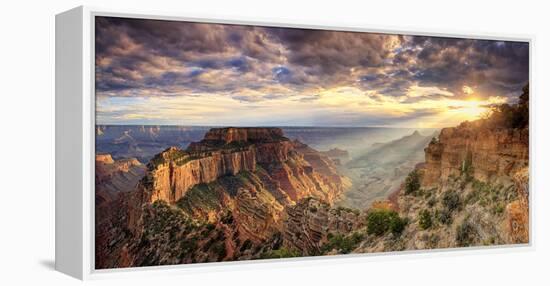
(202, 127, 285, 144)
(422, 121, 528, 187)
(143, 128, 347, 205)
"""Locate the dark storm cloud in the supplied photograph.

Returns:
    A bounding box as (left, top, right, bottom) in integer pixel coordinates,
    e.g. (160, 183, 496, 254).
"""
(95, 16, 529, 105)
(401, 37, 529, 99)
(268, 28, 401, 73)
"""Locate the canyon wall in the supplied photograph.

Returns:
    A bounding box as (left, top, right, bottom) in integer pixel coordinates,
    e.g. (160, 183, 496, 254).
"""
(422, 121, 528, 187)
(143, 128, 346, 206)
(417, 120, 529, 245)
(96, 127, 351, 268)
(145, 146, 258, 203)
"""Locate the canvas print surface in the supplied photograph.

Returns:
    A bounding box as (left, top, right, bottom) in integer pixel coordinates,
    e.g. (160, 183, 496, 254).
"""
(94, 16, 529, 269)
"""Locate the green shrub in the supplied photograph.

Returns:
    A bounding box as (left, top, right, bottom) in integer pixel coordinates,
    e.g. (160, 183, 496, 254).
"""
(389, 217, 408, 236)
(211, 242, 227, 260)
(456, 220, 478, 247)
(240, 239, 253, 252)
(178, 237, 198, 258)
(405, 170, 421, 195)
(442, 191, 461, 212)
(261, 247, 300, 259)
(322, 232, 364, 254)
(461, 151, 474, 182)
(427, 197, 437, 208)
(493, 203, 505, 215)
(418, 210, 433, 230)
(366, 209, 407, 237)
(436, 208, 453, 225)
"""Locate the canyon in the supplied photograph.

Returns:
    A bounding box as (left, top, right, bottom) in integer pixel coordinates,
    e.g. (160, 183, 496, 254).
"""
(95, 111, 529, 268)
(95, 127, 350, 268)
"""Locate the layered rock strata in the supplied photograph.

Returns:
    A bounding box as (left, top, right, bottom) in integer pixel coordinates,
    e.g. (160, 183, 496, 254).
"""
(422, 121, 528, 187)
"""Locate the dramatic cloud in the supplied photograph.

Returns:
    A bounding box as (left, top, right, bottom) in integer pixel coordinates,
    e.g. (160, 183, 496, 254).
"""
(95, 17, 529, 128)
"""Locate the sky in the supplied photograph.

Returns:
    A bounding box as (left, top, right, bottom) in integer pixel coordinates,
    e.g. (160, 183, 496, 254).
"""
(95, 17, 529, 128)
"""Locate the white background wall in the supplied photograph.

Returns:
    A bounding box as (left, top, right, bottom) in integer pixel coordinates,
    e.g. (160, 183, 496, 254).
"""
(0, 0, 549, 284)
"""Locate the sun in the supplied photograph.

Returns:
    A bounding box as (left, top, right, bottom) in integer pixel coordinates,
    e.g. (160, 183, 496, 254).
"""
(447, 99, 487, 121)
(461, 103, 486, 118)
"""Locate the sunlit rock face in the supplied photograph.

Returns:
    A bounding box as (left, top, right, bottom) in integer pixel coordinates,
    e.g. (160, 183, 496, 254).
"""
(506, 167, 529, 243)
(415, 120, 529, 246)
(422, 121, 528, 187)
(143, 128, 348, 206)
(202, 127, 285, 144)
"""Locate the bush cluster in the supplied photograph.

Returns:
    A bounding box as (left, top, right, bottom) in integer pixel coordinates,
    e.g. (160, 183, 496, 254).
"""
(405, 170, 421, 195)
(366, 209, 408, 236)
(442, 191, 461, 212)
(322, 232, 364, 254)
(456, 220, 478, 247)
(418, 210, 433, 230)
(261, 247, 300, 259)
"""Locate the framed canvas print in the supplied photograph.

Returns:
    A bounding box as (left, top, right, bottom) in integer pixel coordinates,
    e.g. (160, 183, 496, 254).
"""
(55, 6, 532, 280)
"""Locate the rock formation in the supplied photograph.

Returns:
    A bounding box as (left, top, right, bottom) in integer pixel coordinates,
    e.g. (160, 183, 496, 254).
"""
(95, 127, 350, 268)
(506, 167, 529, 243)
(422, 121, 528, 187)
(142, 128, 347, 206)
(283, 198, 363, 255)
(95, 154, 146, 205)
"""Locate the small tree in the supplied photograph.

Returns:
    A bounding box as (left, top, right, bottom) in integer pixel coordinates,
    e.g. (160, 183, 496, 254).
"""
(405, 170, 421, 195)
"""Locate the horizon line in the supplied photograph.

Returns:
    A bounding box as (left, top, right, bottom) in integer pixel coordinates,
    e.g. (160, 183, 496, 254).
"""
(95, 123, 443, 129)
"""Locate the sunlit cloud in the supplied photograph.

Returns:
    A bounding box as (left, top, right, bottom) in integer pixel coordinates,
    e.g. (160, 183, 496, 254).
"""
(95, 17, 529, 128)
(462, 85, 474, 95)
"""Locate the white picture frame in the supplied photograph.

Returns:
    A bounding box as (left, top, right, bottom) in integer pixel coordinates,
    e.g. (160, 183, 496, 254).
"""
(55, 6, 533, 280)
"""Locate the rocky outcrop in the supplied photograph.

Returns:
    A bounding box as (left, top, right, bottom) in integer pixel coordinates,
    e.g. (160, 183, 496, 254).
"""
(95, 154, 146, 205)
(144, 128, 347, 206)
(283, 198, 363, 255)
(321, 148, 349, 158)
(422, 121, 528, 187)
(506, 167, 529, 243)
(145, 146, 258, 203)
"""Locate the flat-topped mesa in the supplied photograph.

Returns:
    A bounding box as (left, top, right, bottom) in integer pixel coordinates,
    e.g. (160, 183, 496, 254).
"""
(185, 128, 288, 153)
(141, 127, 347, 207)
(202, 127, 286, 144)
(143, 128, 295, 204)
